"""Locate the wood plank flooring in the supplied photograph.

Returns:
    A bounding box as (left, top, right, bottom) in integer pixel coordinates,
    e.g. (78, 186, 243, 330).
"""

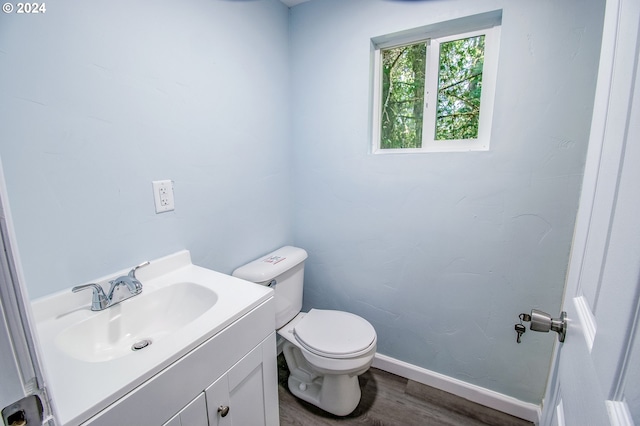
(277, 355, 534, 426)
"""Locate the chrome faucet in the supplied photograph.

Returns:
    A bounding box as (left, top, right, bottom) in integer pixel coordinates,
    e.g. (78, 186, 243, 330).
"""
(71, 283, 108, 311)
(72, 261, 150, 311)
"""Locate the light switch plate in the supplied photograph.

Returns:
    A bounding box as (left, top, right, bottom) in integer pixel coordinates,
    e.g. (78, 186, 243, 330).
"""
(152, 180, 175, 213)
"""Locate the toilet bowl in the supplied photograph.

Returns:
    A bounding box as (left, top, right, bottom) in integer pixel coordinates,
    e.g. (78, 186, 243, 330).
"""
(278, 310, 376, 416)
(232, 246, 377, 416)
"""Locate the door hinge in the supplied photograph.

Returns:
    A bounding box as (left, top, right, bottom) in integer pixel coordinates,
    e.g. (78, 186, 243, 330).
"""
(2, 394, 44, 426)
(0, 387, 56, 426)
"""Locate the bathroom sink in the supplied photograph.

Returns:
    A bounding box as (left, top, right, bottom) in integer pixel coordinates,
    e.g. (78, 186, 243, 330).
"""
(32, 250, 274, 426)
(55, 281, 218, 362)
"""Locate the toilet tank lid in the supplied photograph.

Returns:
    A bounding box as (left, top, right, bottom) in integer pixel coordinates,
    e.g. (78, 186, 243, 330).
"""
(232, 246, 308, 283)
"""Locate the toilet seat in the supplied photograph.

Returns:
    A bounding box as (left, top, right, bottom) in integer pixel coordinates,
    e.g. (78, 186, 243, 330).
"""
(293, 309, 376, 359)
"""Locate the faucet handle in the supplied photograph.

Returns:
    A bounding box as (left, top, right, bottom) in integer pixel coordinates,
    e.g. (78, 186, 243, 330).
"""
(127, 261, 150, 293)
(72, 283, 108, 311)
(129, 261, 150, 280)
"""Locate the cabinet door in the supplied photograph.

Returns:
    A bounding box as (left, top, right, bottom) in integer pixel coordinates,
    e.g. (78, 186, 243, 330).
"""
(227, 342, 267, 426)
(205, 375, 232, 426)
(206, 333, 279, 426)
(162, 393, 208, 426)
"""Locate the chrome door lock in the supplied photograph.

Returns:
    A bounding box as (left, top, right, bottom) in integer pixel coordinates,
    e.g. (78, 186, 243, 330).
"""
(519, 309, 567, 342)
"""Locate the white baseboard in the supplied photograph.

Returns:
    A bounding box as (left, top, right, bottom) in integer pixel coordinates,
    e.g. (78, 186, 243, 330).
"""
(372, 353, 541, 424)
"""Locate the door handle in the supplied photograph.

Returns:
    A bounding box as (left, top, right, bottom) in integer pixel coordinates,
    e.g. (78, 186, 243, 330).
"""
(218, 405, 230, 417)
(520, 309, 567, 342)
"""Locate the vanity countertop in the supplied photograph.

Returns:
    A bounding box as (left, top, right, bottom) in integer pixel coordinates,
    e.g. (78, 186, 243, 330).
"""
(32, 250, 273, 426)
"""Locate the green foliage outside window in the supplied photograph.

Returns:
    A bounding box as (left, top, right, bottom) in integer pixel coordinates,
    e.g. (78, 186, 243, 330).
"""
(436, 35, 485, 140)
(380, 35, 485, 149)
(381, 43, 426, 149)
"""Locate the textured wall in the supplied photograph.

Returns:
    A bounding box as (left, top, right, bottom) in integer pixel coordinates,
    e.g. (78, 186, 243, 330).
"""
(0, 0, 292, 298)
(289, 0, 605, 403)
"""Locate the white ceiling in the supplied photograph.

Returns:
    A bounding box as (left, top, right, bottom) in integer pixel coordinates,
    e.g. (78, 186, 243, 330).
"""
(280, 0, 311, 7)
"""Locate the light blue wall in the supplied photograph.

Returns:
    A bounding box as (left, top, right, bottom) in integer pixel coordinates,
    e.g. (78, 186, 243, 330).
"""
(289, 0, 605, 403)
(0, 0, 292, 299)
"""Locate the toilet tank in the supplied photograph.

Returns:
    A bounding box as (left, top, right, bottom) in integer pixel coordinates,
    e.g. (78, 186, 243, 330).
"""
(232, 246, 308, 329)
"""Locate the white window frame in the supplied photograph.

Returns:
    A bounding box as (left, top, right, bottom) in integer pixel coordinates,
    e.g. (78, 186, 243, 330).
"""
(371, 17, 501, 154)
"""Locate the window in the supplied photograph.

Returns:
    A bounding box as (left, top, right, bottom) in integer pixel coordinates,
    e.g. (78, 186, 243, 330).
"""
(371, 14, 501, 153)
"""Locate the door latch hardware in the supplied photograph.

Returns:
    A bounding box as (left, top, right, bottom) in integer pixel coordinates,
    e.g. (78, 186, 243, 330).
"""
(519, 309, 567, 342)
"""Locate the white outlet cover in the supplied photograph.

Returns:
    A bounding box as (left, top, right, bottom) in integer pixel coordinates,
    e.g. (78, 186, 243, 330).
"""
(152, 180, 175, 213)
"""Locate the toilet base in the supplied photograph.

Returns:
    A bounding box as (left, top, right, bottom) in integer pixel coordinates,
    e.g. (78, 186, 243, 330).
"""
(282, 341, 364, 416)
(287, 368, 362, 416)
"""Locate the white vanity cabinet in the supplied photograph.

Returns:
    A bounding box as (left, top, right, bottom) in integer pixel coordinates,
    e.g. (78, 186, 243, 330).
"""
(205, 335, 278, 426)
(163, 393, 208, 426)
(164, 335, 279, 426)
(82, 298, 279, 426)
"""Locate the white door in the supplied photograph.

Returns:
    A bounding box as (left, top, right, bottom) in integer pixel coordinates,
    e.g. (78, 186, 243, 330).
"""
(0, 160, 57, 426)
(540, 0, 640, 424)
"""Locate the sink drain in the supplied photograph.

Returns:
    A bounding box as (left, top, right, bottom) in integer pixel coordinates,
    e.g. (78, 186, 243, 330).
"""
(131, 339, 152, 351)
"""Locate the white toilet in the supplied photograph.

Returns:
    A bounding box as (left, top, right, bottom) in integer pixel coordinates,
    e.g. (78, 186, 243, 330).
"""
(232, 246, 377, 416)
